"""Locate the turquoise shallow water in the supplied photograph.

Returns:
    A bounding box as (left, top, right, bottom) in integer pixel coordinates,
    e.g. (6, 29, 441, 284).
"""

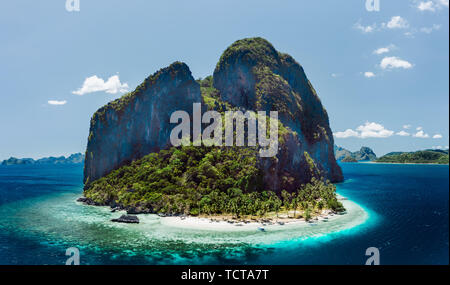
(0, 163, 448, 264)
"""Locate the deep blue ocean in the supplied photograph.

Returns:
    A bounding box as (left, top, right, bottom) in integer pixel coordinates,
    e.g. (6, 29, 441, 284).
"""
(0, 162, 448, 265)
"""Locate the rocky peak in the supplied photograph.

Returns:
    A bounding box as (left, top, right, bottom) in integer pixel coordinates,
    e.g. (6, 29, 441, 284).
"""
(83, 61, 202, 186)
(354, 147, 377, 161)
(212, 37, 343, 186)
(334, 145, 377, 161)
(213, 37, 328, 145)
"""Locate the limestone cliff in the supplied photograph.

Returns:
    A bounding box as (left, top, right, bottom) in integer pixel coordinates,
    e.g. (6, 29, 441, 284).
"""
(83, 38, 343, 193)
(83, 62, 202, 186)
(213, 38, 343, 189)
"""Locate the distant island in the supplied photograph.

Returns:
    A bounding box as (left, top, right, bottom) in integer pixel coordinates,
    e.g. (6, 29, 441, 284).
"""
(376, 149, 449, 165)
(1, 153, 84, 166)
(334, 145, 377, 162)
(341, 156, 358, 163)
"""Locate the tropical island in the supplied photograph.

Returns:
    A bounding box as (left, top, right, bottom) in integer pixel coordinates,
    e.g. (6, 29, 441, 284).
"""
(375, 149, 449, 165)
(79, 38, 348, 224)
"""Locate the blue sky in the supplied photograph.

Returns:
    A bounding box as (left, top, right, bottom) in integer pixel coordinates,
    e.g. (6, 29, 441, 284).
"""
(0, 0, 448, 159)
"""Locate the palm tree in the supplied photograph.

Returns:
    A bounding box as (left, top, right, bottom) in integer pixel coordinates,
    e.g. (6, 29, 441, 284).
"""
(291, 193, 299, 218)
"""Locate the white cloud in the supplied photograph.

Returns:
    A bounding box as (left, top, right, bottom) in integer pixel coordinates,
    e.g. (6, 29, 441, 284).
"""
(374, 47, 389, 55)
(384, 16, 409, 29)
(433, 145, 450, 149)
(354, 22, 377, 33)
(433, 134, 443, 139)
(404, 31, 415, 38)
(416, 126, 423, 131)
(373, 44, 396, 55)
(357, 122, 394, 138)
(48, 100, 67, 105)
(420, 24, 441, 33)
(418, 1, 437, 11)
(413, 130, 430, 138)
(364, 71, 376, 78)
(380, 56, 413, 70)
(439, 0, 449, 7)
(331, 73, 342, 78)
(334, 129, 360, 139)
(418, 0, 449, 11)
(72, 75, 129, 96)
(335, 122, 394, 139)
(403, 124, 411, 129)
(396, 130, 410, 136)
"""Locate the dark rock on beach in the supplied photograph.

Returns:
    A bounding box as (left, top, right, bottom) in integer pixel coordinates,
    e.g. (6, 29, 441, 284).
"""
(76, 197, 97, 205)
(111, 215, 140, 224)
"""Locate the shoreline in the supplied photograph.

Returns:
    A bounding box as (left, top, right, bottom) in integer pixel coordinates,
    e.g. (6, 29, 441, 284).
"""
(159, 209, 340, 231)
(77, 195, 350, 232)
(73, 194, 366, 233)
(153, 196, 359, 232)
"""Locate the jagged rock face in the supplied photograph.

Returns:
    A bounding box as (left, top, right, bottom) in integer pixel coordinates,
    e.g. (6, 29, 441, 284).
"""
(83, 62, 201, 185)
(335, 145, 353, 161)
(213, 38, 343, 189)
(334, 145, 377, 161)
(354, 147, 377, 161)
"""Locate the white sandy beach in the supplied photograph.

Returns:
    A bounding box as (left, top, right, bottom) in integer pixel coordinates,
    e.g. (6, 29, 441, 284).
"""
(159, 196, 357, 232)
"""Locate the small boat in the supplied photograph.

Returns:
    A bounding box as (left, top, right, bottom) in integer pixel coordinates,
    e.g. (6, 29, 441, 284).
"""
(257, 227, 266, 232)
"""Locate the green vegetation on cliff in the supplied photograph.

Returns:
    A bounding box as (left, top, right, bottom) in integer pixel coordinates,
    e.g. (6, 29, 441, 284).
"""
(197, 76, 231, 111)
(197, 76, 291, 144)
(376, 150, 449, 164)
(85, 145, 344, 217)
(216, 37, 279, 71)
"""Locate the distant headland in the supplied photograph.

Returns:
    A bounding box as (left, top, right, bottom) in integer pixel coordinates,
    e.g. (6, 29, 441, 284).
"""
(375, 149, 449, 165)
(334, 145, 377, 162)
(1, 153, 85, 166)
(334, 145, 449, 165)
